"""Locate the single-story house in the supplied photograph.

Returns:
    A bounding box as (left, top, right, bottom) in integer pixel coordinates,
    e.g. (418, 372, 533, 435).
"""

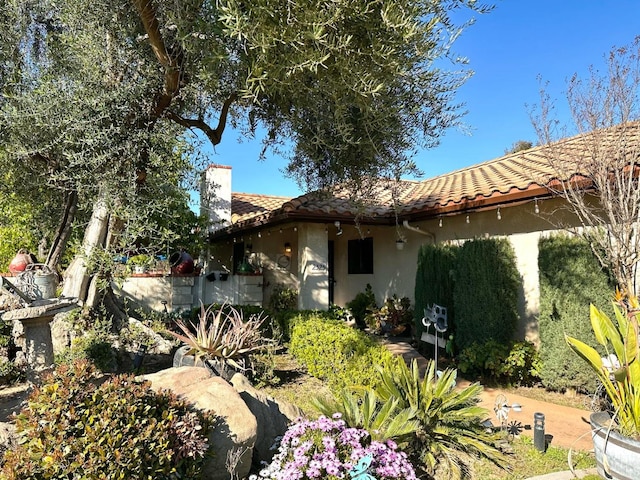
(119, 122, 637, 344)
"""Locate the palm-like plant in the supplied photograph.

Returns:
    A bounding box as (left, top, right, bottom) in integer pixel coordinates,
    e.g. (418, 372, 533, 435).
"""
(375, 358, 505, 479)
(312, 388, 419, 444)
(565, 290, 640, 437)
(169, 303, 272, 372)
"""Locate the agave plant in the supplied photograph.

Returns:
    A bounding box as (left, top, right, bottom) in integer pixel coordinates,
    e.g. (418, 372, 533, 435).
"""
(565, 290, 640, 437)
(170, 303, 272, 372)
(374, 357, 505, 479)
(312, 387, 419, 444)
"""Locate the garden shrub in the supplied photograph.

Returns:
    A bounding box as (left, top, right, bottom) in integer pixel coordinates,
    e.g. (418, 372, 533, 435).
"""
(55, 331, 118, 372)
(538, 235, 615, 393)
(346, 283, 377, 329)
(289, 315, 394, 392)
(457, 340, 541, 386)
(268, 284, 298, 312)
(275, 309, 335, 342)
(1, 360, 214, 479)
(453, 238, 521, 352)
(414, 243, 457, 338)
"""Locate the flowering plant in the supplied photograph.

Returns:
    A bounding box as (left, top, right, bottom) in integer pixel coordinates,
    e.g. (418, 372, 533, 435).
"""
(251, 414, 416, 480)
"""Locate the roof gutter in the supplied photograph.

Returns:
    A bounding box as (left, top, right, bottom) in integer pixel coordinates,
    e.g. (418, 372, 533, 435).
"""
(402, 220, 435, 242)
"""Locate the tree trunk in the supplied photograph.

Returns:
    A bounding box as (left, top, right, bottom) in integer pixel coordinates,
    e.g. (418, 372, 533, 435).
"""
(46, 189, 78, 271)
(61, 194, 109, 304)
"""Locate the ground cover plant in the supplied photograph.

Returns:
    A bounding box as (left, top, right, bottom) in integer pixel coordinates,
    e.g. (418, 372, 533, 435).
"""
(1, 360, 215, 479)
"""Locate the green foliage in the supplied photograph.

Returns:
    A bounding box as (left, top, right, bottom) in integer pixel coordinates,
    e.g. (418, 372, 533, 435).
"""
(366, 295, 413, 335)
(312, 388, 419, 444)
(268, 284, 298, 312)
(375, 358, 505, 479)
(538, 235, 615, 392)
(170, 303, 273, 373)
(127, 253, 152, 267)
(454, 238, 521, 352)
(273, 309, 335, 342)
(566, 292, 640, 437)
(0, 320, 12, 349)
(55, 332, 118, 373)
(457, 340, 541, 386)
(0, 358, 25, 386)
(1, 360, 214, 479)
(289, 315, 395, 392)
(346, 283, 377, 328)
(414, 243, 457, 337)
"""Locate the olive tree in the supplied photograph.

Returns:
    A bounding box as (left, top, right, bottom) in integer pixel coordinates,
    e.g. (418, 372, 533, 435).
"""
(1, 0, 490, 310)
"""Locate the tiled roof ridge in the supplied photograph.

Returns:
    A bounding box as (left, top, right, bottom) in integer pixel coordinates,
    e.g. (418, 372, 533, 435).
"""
(232, 192, 293, 200)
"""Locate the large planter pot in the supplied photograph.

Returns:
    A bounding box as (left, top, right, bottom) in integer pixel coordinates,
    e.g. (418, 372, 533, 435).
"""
(172, 345, 239, 381)
(590, 411, 640, 480)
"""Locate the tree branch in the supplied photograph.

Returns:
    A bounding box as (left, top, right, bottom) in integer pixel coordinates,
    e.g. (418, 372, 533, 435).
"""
(131, 0, 181, 117)
(166, 93, 238, 146)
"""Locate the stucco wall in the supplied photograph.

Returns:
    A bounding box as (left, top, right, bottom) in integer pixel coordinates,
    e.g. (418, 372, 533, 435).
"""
(197, 197, 584, 343)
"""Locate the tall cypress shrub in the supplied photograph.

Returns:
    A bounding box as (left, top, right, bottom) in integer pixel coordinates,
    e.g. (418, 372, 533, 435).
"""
(414, 243, 457, 337)
(538, 235, 614, 393)
(453, 238, 521, 352)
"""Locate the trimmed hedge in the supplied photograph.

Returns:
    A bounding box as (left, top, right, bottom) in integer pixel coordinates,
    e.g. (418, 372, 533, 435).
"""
(453, 238, 521, 352)
(414, 243, 457, 338)
(538, 235, 614, 392)
(289, 315, 395, 392)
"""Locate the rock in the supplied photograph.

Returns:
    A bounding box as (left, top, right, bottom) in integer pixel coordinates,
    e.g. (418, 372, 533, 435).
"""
(128, 318, 174, 355)
(230, 373, 303, 466)
(143, 366, 257, 480)
(0, 422, 17, 459)
(50, 311, 75, 355)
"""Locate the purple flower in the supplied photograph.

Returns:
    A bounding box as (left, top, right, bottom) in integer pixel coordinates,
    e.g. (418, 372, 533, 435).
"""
(252, 414, 416, 480)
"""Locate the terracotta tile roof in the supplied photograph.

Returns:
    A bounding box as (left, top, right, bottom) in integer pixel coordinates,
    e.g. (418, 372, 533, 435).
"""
(220, 122, 640, 233)
(231, 192, 293, 224)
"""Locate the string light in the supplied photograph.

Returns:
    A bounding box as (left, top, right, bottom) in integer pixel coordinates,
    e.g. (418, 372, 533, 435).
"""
(257, 232, 262, 238)
(534, 198, 540, 214)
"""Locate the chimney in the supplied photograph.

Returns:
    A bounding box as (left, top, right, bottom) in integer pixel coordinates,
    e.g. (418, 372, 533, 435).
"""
(200, 164, 232, 233)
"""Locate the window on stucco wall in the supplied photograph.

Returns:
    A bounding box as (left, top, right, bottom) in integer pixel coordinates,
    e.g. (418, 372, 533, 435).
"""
(348, 237, 373, 274)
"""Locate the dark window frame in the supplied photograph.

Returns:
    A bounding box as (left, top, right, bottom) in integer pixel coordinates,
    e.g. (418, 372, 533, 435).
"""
(348, 237, 374, 274)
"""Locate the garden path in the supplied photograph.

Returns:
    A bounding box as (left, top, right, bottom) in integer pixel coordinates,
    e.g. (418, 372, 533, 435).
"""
(383, 338, 594, 453)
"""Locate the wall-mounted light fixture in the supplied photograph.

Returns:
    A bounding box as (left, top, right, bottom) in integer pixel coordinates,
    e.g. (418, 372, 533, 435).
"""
(466, 214, 470, 224)
(284, 242, 292, 253)
(334, 221, 343, 236)
(257, 231, 262, 238)
(497, 207, 502, 220)
(534, 198, 540, 214)
(438, 217, 443, 228)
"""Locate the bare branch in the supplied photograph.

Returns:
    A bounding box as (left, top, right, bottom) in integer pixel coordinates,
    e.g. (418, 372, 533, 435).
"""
(166, 93, 238, 146)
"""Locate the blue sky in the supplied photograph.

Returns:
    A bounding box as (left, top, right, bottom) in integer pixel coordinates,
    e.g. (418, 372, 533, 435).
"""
(203, 0, 640, 199)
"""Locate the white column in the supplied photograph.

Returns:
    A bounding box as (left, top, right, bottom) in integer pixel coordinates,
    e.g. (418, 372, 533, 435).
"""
(297, 224, 329, 310)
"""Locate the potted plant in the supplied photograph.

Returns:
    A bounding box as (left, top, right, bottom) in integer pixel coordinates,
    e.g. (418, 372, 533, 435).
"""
(128, 254, 153, 274)
(565, 290, 640, 479)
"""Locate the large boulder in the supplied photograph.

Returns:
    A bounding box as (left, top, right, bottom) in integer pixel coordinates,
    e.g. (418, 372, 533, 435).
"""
(230, 373, 303, 466)
(143, 366, 257, 480)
